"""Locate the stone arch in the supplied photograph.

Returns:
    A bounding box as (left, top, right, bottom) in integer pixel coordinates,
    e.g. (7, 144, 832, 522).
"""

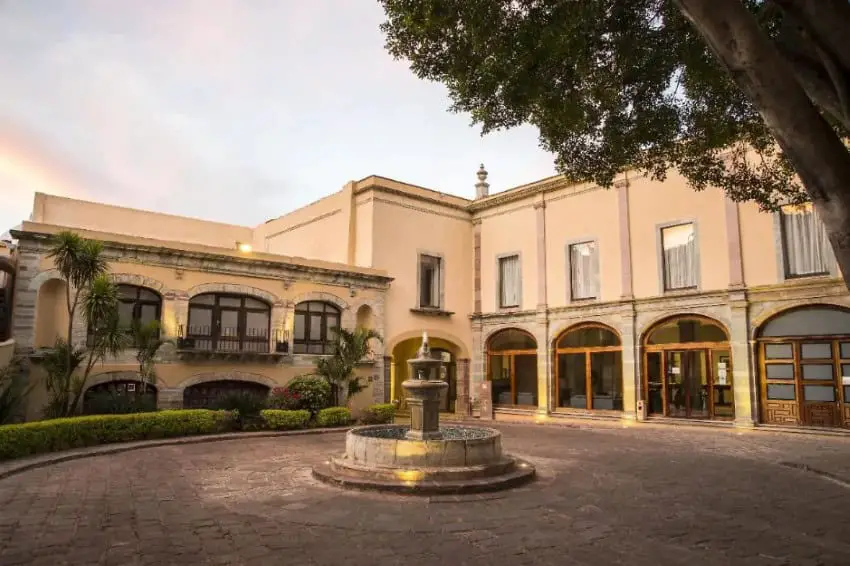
(550, 317, 624, 348)
(386, 329, 470, 359)
(84, 370, 147, 392)
(637, 310, 731, 344)
(27, 269, 63, 292)
(291, 291, 349, 311)
(109, 273, 168, 295)
(0, 256, 14, 276)
(188, 283, 282, 306)
(482, 324, 540, 350)
(176, 371, 277, 390)
(551, 320, 622, 349)
(750, 299, 850, 340)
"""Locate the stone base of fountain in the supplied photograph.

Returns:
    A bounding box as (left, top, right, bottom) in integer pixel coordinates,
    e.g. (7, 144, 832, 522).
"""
(311, 424, 535, 495)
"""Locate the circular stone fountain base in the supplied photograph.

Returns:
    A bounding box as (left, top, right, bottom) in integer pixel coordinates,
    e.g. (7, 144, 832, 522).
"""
(312, 425, 535, 495)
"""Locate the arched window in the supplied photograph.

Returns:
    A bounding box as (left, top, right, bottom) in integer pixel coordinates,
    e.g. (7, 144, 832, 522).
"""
(293, 301, 340, 354)
(187, 293, 270, 353)
(87, 284, 161, 346)
(642, 315, 732, 421)
(487, 328, 538, 407)
(83, 380, 157, 414)
(757, 305, 850, 428)
(555, 324, 622, 411)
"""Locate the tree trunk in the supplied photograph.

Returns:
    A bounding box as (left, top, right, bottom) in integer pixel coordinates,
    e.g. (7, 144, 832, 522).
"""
(675, 0, 850, 289)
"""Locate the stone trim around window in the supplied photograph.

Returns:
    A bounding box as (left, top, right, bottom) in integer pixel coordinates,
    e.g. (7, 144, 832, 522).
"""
(655, 218, 701, 295)
(495, 251, 523, 311)
(415, 249, 447, 312)
(772, 210, 839, 282)
(564, 237, 600, 304)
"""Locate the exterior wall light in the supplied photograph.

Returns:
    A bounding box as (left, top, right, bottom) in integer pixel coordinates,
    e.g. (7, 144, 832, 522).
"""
(236, 242, 252, 253)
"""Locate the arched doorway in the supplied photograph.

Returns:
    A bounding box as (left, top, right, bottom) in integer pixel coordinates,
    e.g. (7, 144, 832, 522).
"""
(183, 380, 270, 409)
(390, 336, 460, 413)
(757, 305, 850, 428)
(487, 328, 538, 408)
(643, 315, 733, 420)
(34, 279, 69, 348)
(554, 323, 622, 412)
(83, 380, 158, 414)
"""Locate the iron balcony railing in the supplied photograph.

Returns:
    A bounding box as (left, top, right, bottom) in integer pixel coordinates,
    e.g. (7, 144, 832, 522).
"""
(177, 326, 290, 354)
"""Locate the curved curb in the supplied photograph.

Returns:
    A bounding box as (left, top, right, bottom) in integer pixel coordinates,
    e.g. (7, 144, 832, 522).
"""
(0, 427, 351, 481)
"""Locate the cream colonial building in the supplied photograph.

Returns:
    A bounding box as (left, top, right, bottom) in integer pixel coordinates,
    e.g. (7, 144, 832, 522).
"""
(4, 164, 850, 430)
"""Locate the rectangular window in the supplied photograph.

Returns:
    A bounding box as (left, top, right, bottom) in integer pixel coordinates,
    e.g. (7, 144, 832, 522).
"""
(661, 223, 697, 290)
(498, 255, 520, 308)
(418, 254, 442, 308)
(569, 241, 599, 300)
(781, 203, 834, 277)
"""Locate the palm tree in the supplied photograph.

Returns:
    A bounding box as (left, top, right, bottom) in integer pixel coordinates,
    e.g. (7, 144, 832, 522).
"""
(314, 327, 383, 406)
(132, 320, 171, 393)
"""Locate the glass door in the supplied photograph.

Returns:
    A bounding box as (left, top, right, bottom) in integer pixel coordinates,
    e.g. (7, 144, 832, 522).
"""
(711, 349, 735, 419)
(217, 307, 240, 352)
(646, 351, 664, 415)
(799, 342, 840, 427)
(664, 350, 708, 418)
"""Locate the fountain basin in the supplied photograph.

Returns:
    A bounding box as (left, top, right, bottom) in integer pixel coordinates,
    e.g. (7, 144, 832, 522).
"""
(312, 424, 535, 495)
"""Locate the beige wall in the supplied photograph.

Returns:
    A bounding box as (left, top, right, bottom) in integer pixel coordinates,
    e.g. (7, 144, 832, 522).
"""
(545, 185, 622, 306)
(479, 202, 537, 311)
(738, 201, 780, 287)
(353, 195, 374, 268)
(255, 187, 352, 264)
(34, 278, 68, 348)
(31, 193, 253, 249)
(628, 172, 729, 298)
(371, 192, 473, 354)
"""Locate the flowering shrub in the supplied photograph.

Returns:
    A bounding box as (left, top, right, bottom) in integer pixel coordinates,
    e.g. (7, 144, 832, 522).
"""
(267, 387, 301, 410)
(277, 377, 331, 416)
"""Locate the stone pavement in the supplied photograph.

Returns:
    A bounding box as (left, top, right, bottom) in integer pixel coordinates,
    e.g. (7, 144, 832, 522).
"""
(1, 422, 849, 565)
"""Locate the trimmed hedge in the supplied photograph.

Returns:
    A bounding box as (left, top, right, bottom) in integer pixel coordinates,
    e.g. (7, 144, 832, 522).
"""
(316, 407, 351, 427)
(260, 409, 310, 430)
(0, 410, 232, 461)
(360, 403, 396, 424)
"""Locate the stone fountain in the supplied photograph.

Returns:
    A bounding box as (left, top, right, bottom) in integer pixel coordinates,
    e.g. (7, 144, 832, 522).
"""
(312, 332, 535, 494)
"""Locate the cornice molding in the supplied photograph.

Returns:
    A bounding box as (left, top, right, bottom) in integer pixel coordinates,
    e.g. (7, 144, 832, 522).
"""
(12, 229, 393, 290)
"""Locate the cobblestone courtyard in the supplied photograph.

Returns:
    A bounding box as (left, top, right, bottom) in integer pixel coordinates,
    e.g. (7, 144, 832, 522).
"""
(1, 422, 849, 566)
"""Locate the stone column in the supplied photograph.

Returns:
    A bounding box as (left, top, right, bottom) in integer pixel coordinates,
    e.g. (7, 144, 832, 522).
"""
(9, 249, 40, 352)
(729, 292, 757, 427)
(270, 301, 288, 352)
(473, 220, 482, 313)
(372, 357, 385, 403)
(619, 305, 638, 421)
(383, 356, 392, 404)
(164, 292, 190, 339)
(456, 358, 470, 416)
(471, 320, 485, 415)
(536, 312, 550, 415)
(725, 198, 745, 288)
(616, 179, 634, 300)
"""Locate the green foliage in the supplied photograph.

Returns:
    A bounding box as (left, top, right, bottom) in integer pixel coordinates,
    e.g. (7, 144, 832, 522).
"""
(316, 407, 352, 427)
(0, 410, 233, 461)
(41, 340, 86, 419)
(313, 327, 383, 405)
(260, 409, 311, 430)
(132, 320, 171, 393)
(213, 392, 268, 430)
(0, 360, 32, 425)
(46, 231, 108, 290)
(83, 390, 157, 415)
(360, 403, 396, 425)
(378, 1, 849, 211)
(282, 376, 332, 416)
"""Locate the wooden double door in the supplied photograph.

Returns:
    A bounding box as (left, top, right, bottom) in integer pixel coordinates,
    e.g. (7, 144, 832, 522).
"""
(645, 347, 735, 420)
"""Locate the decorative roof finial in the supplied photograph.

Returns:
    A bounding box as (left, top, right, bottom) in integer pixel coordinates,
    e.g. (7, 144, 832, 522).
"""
(475, 163, 490, 199)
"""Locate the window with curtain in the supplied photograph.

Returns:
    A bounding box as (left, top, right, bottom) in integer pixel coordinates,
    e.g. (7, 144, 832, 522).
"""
(499, 255, 520, 307)
(569, 241, 599, 300)
(781, 203, 834, 277)
(661, 223, 697, 290)
(418, 254, 441, 308)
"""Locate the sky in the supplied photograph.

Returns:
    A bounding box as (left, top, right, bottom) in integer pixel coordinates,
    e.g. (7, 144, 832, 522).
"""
(0, 0, 557, 236)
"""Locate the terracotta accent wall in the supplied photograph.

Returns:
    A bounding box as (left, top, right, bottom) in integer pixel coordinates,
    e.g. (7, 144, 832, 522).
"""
(544, 186, 621, 307)
(628, 172, 729, 298)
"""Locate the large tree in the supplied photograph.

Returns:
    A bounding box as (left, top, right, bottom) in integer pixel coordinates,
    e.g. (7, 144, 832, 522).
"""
(379, 0, 850, 286)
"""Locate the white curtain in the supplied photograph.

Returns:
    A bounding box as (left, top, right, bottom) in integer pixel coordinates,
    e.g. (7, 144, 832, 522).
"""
(500, 255, 520, 307)
(570, 242, 599, 299)
(782, 205, 834, 276)
(662, 224, 697, 290)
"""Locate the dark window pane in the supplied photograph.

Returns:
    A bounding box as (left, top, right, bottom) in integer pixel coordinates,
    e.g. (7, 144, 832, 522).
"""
(139, 304, 158, 325)
(841, 343, 850, 359)
(218, 297, 242, 308)
(117, 302, 135, 328)
(117, 285, 137, 299)
(801, 343, 832, 359)
(309, 315, 322, 340)
(766, 364, 794, 379)
(244, 298, 268, 310)
(761, 307, 850, 337)
(308, 343, 324, 354)
(803, 385, 835, 402)
(138, 289, 159, 302)
(294, 313, 306, 340)
(767, 384, 796, 400)
(558, 353, 586, 409)
(188, 308, 212, 335)
(190, 294, 215, 305)
(765, 344, 793, 359)
(308, 302, 324, 312)
(220, 310, 239, 332)
(845, 386, 850, 400)
(647, 318, 726, 345)
(591, 351, 623, 410)
(514, 354, 537, 406)
(802, 364, 833, 380)
(489, 329, 537, 351)
(558, 327, 620, 348)
(245, 312, 269, 337)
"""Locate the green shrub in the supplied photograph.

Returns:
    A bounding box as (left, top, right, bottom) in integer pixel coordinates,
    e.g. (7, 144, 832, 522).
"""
(360, 403, 396, 424)
(0, 410, 232, 461)
(214, 392, 268, 430)
(316, 407, 352, 427)
(284, 376, 332, 416)
(260, 409, 310, 430)
(83, 390, 157, 415)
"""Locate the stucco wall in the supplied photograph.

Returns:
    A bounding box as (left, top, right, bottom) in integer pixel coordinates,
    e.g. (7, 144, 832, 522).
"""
(353, 195, 374, 268)
(31, 193, 253, 249)
(479, 202, 537, 312)
(738, 201, 780, 287)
